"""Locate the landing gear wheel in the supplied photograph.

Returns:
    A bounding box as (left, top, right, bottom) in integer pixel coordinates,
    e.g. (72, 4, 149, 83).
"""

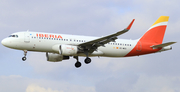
(84, 57, 91, 64)
(75, 61, 81, 68)
(22, 57, 26, 61)
(22, 50, 27, 61)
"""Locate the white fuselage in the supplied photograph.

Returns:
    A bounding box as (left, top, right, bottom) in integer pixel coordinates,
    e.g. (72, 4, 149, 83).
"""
(1, 16, 175, 68)
(2, 31, 138, 57)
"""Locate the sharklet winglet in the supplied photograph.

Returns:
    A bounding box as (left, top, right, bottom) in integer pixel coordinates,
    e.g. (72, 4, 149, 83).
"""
(126, 19, 135, 30)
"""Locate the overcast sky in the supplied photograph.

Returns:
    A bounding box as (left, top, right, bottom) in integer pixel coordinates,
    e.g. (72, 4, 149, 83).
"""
(0, 0, 180, 92)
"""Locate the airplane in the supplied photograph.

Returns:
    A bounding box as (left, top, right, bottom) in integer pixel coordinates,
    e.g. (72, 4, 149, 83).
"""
(1, 16, 176, 68)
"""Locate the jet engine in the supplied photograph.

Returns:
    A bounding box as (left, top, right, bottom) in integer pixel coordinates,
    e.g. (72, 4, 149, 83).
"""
(52, 44, 78, 56)
(60, 45, 78, 56)
(46, 52, 69, 62)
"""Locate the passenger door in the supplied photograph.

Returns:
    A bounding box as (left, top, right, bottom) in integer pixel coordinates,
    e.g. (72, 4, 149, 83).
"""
(24, 32, 30, 43)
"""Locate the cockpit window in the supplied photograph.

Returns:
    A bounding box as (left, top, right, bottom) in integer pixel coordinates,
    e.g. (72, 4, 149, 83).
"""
(9, 35, 18, 38)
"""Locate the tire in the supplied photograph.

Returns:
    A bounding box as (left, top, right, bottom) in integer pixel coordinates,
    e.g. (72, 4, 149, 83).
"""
(75, 61, 81, 68)
(22, 57, 26, 61)
(84, 57, 91, 64)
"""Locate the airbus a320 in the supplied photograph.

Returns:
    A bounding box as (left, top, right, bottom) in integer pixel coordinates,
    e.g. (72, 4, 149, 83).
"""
(1, 16, 176, 68)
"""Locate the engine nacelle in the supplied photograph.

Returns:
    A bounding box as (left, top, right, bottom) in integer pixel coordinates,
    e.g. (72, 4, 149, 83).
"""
(52, 44, 78, 56)
(60, 45, 78, 56)
(46, 52, 69, 62)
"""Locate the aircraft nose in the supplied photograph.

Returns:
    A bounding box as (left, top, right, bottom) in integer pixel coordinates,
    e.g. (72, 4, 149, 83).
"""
(1, 38, 8, 46)
(1, 39, 5, 45)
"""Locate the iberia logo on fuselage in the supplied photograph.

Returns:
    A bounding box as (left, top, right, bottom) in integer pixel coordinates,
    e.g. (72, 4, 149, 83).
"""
(36, 33, 63, 39)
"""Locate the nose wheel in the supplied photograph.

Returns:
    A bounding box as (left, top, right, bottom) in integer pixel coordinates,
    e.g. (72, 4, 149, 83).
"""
(22, 57, 27, 61)
(22, 50, 27, 61)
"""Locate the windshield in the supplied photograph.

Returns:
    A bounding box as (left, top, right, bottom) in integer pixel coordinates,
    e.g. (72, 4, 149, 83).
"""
(9, 35, 18, 38)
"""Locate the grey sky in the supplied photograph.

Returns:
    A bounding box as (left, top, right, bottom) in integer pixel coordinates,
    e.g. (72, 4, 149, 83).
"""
(0, 0, 179, 92)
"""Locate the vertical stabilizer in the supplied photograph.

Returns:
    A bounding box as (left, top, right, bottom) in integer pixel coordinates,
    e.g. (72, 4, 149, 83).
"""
(125, 16, 170, 57)
(139, 16, 169, 44)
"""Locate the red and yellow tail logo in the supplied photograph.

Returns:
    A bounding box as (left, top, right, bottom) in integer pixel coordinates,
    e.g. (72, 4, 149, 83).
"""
(151, 16, 169, 27)
(126, 16, 169, 57)
(139, 16, 169, 44)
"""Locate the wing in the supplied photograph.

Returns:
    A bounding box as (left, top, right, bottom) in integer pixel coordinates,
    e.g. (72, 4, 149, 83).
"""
(78, 19, 135, 53)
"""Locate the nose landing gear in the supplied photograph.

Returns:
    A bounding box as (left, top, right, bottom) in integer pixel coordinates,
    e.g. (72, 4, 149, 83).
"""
(22, 50, 27, 61)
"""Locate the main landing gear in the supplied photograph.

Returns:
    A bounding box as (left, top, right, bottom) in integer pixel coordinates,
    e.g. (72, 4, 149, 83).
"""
(22, 50, 27, 61)
(74, 56, 81, 68)
(84, 57, 91, 64)
(73, 56, 92, 68)
(83, 51, 91, 64)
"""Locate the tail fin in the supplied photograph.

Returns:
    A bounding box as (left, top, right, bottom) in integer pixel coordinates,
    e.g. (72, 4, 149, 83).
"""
(139, 16, 169, 44)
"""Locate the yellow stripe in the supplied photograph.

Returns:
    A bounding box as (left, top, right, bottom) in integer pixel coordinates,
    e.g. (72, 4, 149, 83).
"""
(152, 16, 169, 26)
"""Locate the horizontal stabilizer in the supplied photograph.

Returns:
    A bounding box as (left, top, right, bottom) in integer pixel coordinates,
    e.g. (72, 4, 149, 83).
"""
(151, 42, 176, 49)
